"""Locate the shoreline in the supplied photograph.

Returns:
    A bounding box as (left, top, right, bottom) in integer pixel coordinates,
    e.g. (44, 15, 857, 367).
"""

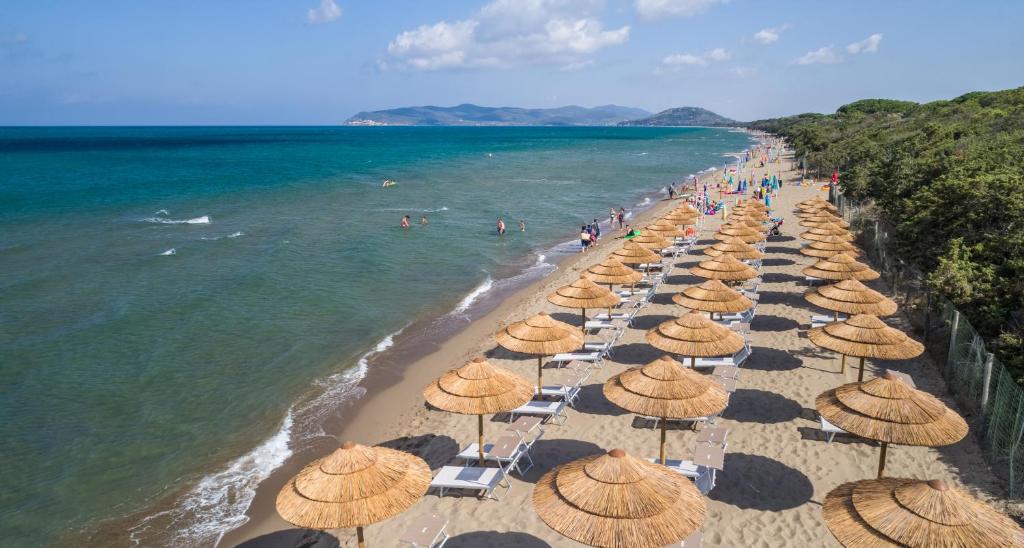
(218, 160, 746, 545)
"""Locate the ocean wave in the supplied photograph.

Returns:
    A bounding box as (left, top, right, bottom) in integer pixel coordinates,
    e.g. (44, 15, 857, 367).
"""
(155, 209, 169, 216)
(128, 413, 294, 547)
(379, 207, 448, 213)
(142, 215, 211, 225)
(635, 197, 652, 207)
(452, 276, 494, 315)
(159, 248, 176, 256)
(227, 231, 244, 238)
(201, 232, 244, 242)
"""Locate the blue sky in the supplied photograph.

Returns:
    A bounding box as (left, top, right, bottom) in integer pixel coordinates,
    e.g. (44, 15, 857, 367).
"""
(2, 0, 1022, 125)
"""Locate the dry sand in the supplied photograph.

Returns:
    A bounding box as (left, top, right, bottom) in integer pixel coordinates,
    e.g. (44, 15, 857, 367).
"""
(225, 152, 1011, 548)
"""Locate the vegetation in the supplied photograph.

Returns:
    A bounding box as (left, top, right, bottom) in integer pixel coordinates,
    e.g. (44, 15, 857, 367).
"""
(618, 107, 737, 127)
(748, 86, 1024, 381)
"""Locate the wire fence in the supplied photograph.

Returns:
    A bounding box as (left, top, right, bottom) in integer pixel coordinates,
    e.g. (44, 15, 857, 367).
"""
(834, 192, 1024, 499)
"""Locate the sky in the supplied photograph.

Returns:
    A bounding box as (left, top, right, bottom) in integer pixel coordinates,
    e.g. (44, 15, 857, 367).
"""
(2, 0, 1022, 125)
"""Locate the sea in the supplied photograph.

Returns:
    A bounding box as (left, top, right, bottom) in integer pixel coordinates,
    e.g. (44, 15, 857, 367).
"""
(0, 126, 754, 546)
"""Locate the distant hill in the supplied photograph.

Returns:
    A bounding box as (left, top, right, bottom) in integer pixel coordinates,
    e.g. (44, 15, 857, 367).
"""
(618, 107, 738, 127)
(344, 104, 651, 126)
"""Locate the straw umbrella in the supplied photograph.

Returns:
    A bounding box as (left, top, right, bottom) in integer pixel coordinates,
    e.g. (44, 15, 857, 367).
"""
(424, 357, 533, 465)
(727, 216, 766, 231)
(801, 224, 854, 242)
(796, 208, 841, 220)
(662, 209, 698, 226)
(713, 224, 766, 243)
(548, 276, 623, 331)
(629, 230, 671, 250)
(495, 312, 583, 391)
(702, 237, 764, 260)
(612, 241, 662, 267)
(605, 356, 728, 464)
(799, 236, 862, 258)
(803, 253, 880, 282)
(647, 219, 686, 240)
(805, 279, 897, 321)
(800, 214, 851, 229)
(276, 441, 430, 548)
(809, 314, 924, 381)
(582, 256, 644, 291)
(816, 373, 968, 478)
(533, 448, 706, 547)
(822, 477, 1024, 546)
(673, 279, 753, 320)
(647, 310, 746, 368)
(690, 254, 759, 283)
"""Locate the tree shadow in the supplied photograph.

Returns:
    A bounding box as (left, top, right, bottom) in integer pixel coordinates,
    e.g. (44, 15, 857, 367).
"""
(447, 531, 552, 547)
(520, 438, 605, 483)
(630, 314, 676, 330)
(379, 434, 459, 470)
(573, 383, 629, 417)
(722, 389, 801, 423)
(761, 258, 796, 267)
(750, 314, 800, 333)
(744, 347, 803, 371)
(709, 453, 813, 510)
(235, 530, 340, 548)
(607, 342, 662, 365)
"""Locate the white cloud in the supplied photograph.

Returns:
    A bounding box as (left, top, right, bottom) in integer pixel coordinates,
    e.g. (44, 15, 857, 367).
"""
(730, 66, 756, 78)
(794, 45, 841, 65)
(307, 0, 342, 24)
(659, 47, 730, 72)
(385, 0, 629, 70)
(634, 0, 728, 19)
(752, 23, 791, 44)
(847, 33, 882, 54)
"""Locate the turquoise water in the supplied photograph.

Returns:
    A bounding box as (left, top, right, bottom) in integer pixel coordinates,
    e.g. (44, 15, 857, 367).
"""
(0, 126, 752, 545)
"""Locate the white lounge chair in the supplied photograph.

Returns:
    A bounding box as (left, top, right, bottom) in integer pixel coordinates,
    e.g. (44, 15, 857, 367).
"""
(457, 435, 534, 475)
(429, 465, 510, 500)
(594, 307, 641, 325)
(691, 343, 752, 369)
(400, 513, 450, 547)
(551, 351, 602, 366)
(585, 319, 621, 332)
(583, 340, 615, 357)
(652, 445, 725, 495)
(665, 530, 702, 548)
(538, 371, 585, 406)
(820, 417, 848, 443)
(717, 307, 755, 325)
(506, 399, 568, 425)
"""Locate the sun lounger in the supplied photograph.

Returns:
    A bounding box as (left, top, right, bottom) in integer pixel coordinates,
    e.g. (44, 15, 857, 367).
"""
(585, 319, 621, 333)
(538, 376, 584, 406)
(650, 445, 724, 495)
(457, 434, 534, 475)
(717, 307, 755, 324)
(820, 416, 848, 443)
(430, 465, 510, 500)
(712, 376, 737, 393)
(583, 340, 615, 357)
(712, 365, 740, 380)
(695, 427, 729, 447)
(507, 399, 568, 425)
(664, 530, 702, 548)
(691, 343, 751, 369)
(505, 415, 545, 445)
(884, 369, 916, 388)
(552, 351, 602, 365)
(805, 275, 822, 285)
(811, 313, 846, 328)
(400, 513, 450, 547)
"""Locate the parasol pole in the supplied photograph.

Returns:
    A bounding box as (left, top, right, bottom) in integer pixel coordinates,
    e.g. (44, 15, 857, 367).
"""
(877, 442, 888, 478)
(660, 419, 668, 465)
(858, 357, 866, 382)
(581, 307, 587, 333)
(357, 526, 365, 548)
(478, 414, 485, 466)
(537, 355, 544, 393)
(840, 354, 847, 374)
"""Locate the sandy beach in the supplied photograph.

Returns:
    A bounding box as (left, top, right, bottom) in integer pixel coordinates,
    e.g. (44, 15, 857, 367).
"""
(224, 149, 1013, 548)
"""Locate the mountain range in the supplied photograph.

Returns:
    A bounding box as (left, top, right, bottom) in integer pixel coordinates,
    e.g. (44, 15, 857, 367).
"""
(345, 104, 651, 126)
(617, 106, 738, 127)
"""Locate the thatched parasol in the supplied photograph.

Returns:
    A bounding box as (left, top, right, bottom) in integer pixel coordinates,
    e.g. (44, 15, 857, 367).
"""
(690, 254, 759, 282)
(800, 215, 851, 229)
(809, 314, 923, 381)
(801, 223, 854, 242)
(713, 224, 766, 243)
(727, 216, 766, 231)
(702, 237, 764, 260)
(612, 241, 662, 266)
(424, 357, 533, 465)
(817, 372, 968, 478)
(805, 279, 898, 320)
(822, 477, 1024, 547)
(276, 442, 431, 547)
(798, 196, 832, 208)
(496, 312, 583, 391)
(662, 209, 699, 225)
(796, 208, 842, 220)
(629, 230, 671, 250)
(582, 257, 644, 288)
(673, 279, 753, 319)
(647, 219, 686, 239)
(604, 356, 728, 464)
(647, 310, 746, 368)
(802, 253, 880, 282)
(799, 237, 863, 258)
(533, 448, 706, 547)
(549, 276, 623, 330)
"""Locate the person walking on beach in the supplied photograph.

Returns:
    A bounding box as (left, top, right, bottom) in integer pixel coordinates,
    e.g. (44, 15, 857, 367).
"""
(580, 225, 591, 252)
(617, 207, 625, 229)
(497, 218, 506, 235)
(592, 219, 601, 242)
(667, 183, 676, 200)
(401, 215, 410, 229)
(609, 208, 616, 227)
(519, 219, 526, 232)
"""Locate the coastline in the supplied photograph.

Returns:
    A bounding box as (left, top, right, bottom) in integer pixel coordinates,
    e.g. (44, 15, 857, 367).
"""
(218, 162, 741, 546)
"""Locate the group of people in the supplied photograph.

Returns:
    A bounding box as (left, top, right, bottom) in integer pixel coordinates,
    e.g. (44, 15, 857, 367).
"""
(495, 217, 526, 235)
(400, 215, 429, 228)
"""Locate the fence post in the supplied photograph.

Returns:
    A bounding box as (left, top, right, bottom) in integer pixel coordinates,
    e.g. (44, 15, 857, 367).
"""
(923, 287, 931, 345)
(947, 310, 960, 369)
(981, 352, 994, 414)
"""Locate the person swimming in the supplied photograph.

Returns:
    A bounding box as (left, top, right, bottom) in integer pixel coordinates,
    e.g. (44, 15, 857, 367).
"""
(519, 219, 526, 232)
(420, 215, 428, 225)
(401, 215, 410, 229)
(382, 179, 396, 188)
(497, 218, 506, 235)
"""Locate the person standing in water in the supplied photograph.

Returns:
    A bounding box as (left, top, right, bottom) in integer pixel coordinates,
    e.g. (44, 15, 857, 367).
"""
(420, 215, 428, 225)
(497, 218, 506, 235)
(580, 225, 591, 252)
(609, 208, 616, 227)
(401, 215, 410, 229)
(519, 219, 526, 232)
(617, 207, 626, 229)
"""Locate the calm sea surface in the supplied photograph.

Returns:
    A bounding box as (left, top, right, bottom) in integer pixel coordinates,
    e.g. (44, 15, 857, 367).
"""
(0, 126, 752, 545)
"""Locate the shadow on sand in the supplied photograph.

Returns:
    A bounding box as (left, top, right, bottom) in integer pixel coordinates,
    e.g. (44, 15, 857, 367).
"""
(709, 453, 813, 510)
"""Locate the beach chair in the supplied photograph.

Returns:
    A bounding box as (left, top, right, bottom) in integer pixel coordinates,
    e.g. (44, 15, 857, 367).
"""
(811, 313, 846, 328)
(506, 399, 568, 425)
(717, 306, 755, 325)
(538, 371, 586, 406)
(804, 275, 822, 285)
(583, 340, 615, 357)
(456, 434, 534, 475)
(820, 416, 848, 443)
(691, 343, 752, 369)
(504, 416, 545, 447)
(584, 319, 621, 333)
(552, 351, 603, 366)
(429, 465, 510, 500)
(664, 530, 702, 548)
(695, 427, 729, 447)
(400, 514, 450, 548)
(650, 445, 725, 495)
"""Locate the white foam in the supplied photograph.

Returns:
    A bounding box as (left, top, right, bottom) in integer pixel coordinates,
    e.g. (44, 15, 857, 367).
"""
(453, 276, 494, 314)
(159, 248, 176, 256)
(636, 196, 652, 207)
(227, 232, 244, 238)
(142, 215, 211, 225)
(128, 413, 294, 547)
(155, 209, 169, 216)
